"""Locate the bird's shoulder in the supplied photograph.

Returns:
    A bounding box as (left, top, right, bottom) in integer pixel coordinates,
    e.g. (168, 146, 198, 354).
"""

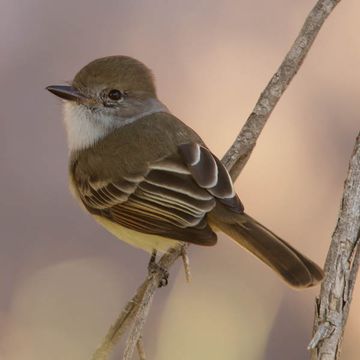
(71, 112, 204, 181)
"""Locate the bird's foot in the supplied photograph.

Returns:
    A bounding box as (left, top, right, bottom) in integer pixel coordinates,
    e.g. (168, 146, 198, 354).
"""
(147, 250, 169, 288)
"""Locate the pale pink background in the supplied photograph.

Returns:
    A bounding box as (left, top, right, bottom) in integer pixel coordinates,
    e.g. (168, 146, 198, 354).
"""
(1, 1, 359, 359)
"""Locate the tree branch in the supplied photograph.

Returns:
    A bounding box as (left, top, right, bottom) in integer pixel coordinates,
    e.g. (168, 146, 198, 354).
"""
(91, 0, 343, 359)
(309, 132, 360, 359)
(91, 244, 190, 360)
(223, 0, 341, 179)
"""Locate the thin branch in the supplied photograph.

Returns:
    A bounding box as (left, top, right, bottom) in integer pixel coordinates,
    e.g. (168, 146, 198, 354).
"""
(181, 247, 192, 283)
(309, 133, 360, 359)
(136, 337, 146, 360)
(91, 282, 148, 360)
(123, 279, 158, 360)
(91, 1, 342, 359)
(92, 244, 188, 360)
(223, 0, 342, 180)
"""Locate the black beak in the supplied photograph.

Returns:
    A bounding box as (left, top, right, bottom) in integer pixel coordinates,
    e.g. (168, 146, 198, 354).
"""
(46, 85, 88, 102)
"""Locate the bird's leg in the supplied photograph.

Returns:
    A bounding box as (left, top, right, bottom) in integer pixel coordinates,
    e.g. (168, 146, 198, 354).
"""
(181, 245, 191, 282)
(147, 249, 169, 288)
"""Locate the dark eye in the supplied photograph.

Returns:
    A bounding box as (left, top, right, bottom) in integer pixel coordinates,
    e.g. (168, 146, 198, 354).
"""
(108, 89, 123, 101)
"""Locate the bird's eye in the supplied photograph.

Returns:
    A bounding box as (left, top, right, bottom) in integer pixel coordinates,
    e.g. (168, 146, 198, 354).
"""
(108, 89, 123, 101)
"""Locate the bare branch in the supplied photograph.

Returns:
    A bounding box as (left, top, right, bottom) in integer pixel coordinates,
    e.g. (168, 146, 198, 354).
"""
(92, 244, 188, 360)
(136, 337, 146, 360)
(309, 133, 360, 359)
(223, 0, 342, 179)
(123, 279, 157, 360)
(181, 245, 192, 283)
(91, 1, 343, 359)
(91, 282, 148, 360)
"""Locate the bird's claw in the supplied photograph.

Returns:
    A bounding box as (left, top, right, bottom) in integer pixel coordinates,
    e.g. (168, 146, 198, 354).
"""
(148, 250, 169, 288)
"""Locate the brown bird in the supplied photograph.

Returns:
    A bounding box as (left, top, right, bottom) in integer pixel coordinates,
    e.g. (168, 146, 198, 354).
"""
(47, 55, 323, 288)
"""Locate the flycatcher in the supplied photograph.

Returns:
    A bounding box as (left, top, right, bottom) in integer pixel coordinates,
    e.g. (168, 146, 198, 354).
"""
(47, 55, 323, 288)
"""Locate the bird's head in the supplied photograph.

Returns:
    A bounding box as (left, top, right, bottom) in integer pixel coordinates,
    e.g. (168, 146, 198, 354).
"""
(47, 56, 168, 151)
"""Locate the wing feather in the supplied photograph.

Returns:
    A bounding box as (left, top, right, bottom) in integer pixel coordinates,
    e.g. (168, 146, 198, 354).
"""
(74, 142, 243, 246)
(178, 143, 244, 213)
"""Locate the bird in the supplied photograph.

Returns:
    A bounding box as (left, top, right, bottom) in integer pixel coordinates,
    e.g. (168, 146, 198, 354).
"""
(46, 55, 323, 288)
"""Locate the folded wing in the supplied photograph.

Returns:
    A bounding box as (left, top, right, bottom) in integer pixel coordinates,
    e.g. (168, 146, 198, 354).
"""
(75, 143, 243, 245)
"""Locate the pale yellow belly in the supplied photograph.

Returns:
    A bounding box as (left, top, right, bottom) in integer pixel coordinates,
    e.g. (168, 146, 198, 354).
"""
(69, 177, 181, 253)
(93, 215, 182, 253)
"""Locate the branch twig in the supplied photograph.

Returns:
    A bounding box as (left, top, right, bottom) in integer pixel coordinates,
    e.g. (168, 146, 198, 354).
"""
(309, 132, 360, 359)
(136, 337, 146, 360)
(91, 282, 148, 360)
(91, 1, 343, 359)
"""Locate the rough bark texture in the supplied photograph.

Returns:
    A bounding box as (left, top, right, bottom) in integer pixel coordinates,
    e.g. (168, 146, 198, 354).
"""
(309, 133, 360, 359)
(89, 1, 348, 359)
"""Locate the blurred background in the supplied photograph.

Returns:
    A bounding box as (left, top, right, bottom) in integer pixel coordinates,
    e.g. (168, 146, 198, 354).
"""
(1, 0, 359, 359)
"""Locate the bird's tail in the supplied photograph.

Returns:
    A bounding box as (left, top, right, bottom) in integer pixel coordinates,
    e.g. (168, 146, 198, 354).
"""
(211, 213, 324, 288)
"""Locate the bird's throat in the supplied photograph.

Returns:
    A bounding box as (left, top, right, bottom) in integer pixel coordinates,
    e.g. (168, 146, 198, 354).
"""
(62, 99, 169, 153)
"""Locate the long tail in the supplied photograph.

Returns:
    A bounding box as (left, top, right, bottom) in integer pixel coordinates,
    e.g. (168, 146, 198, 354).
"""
(211, 213, 324, 288)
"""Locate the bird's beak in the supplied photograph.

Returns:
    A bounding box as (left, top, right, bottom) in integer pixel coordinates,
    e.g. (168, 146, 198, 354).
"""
(46, 85, 88, 102)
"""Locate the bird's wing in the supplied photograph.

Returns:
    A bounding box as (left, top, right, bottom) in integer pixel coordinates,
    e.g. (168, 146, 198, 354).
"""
(178, 143, 244, 213)
(75, 143, 243, 245)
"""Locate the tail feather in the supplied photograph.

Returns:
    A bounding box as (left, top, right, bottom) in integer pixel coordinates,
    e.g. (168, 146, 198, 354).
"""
(212, 213, 324, 288)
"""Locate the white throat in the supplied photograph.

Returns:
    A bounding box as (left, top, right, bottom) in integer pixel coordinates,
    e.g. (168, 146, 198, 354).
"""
(62, 98, 169, 152)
